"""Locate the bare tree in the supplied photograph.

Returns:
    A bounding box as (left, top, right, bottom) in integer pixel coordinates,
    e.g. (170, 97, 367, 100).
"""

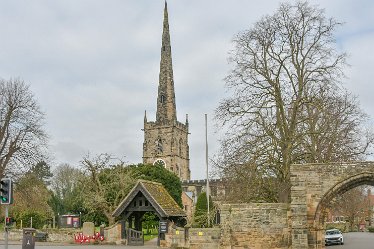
(329, 186, 368, 231)
(0, 78, 47, 177)
(80, 154, 135, 225)
(300, 90, 372, 163)
(51, 163, 82, 200)
(215, 2, 372, 202)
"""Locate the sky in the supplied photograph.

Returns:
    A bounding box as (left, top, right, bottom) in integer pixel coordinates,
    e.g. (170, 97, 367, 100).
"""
(0, 0, 373, 180)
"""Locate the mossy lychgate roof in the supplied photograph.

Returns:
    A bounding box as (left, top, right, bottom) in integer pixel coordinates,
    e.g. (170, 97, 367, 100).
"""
(112, 180, 186, 218)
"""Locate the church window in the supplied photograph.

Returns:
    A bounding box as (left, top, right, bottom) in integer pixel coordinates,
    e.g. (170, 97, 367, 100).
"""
(155, 138, 163, 154)
(160, 94, 166, 104)
(175, 143, 178, 154)
(179, 139, 183, 156)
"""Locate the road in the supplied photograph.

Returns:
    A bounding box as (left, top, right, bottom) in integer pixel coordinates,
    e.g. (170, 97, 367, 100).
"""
(1, 232, 373, 248)
(331, 232, 374, 249)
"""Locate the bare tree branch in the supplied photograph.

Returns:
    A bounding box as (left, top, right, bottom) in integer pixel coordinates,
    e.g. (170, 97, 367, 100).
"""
(214, 1, 372, 203)
(0, 78, 47, 177)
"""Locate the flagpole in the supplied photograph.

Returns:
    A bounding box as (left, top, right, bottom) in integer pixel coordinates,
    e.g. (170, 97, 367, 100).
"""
(205, 114, 210, 227)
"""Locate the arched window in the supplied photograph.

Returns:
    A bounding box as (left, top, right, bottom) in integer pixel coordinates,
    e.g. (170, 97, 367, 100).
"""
(179, 139, 183, 156)
(176, 165, 180, 177)
(156, 138, 163, 154)
(174, 138, 178, 153)
(160, 94, 166, 104)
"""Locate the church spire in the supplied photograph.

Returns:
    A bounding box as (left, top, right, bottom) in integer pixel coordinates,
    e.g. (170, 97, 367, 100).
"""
(142, 3, 191, 181)
(156, 1, 177, 123)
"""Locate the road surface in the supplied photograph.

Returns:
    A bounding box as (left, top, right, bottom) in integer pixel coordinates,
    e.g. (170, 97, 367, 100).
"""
(2, 232, 373, 248)
(328, 232, 374, 249)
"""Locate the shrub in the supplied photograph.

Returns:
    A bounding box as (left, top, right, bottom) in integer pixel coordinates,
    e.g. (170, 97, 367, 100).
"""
(15, 211, 48, 229)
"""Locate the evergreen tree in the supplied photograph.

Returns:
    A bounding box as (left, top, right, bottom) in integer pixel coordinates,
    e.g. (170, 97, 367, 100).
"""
(193, 192, 213, 228)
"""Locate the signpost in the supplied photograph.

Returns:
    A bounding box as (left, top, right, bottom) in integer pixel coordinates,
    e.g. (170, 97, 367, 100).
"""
(158, 220, 168, 246)
(159, 221, 168, 233)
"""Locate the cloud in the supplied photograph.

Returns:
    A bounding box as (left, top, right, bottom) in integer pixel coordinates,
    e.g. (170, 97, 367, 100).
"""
(0, 0, 373, 179)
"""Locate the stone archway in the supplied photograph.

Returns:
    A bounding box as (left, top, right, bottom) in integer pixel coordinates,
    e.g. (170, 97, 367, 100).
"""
(290, 162, 374, 249)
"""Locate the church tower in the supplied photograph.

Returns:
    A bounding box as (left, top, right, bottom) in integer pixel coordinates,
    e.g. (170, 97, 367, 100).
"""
(142, 2, 191, 181)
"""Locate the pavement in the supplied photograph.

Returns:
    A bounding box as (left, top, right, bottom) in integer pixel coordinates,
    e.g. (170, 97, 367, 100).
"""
(0, 245, 158, 249)
(0, 237, 159, 248)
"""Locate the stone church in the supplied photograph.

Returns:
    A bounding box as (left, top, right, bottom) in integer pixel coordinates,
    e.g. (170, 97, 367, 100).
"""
(142, 3, 226, 212)
(142, 2, 191, 181)
(141, 2, 227, 209)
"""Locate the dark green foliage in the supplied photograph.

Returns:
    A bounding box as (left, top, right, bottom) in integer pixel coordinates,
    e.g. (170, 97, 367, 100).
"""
(49, 164, 85, 216)
(48, 184, 86, 217)
(193, 192, 213, 228)
(30, 161, 53, 185)
(65, 184, 86, 214)
(368, 227, 374, 233)
(142, 212, 159, 234)
(48, 191, 65, 215)
(82, 211, 108, 226)
(131, 164, 183, 207)
(195, 192, 213, 215)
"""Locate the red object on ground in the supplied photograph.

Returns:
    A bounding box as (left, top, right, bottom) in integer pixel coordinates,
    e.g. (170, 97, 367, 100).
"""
(74, 232, 105, 243)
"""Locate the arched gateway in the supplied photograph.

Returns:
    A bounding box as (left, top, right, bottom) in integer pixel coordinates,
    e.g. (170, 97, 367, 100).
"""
(290, 162, 374, 249)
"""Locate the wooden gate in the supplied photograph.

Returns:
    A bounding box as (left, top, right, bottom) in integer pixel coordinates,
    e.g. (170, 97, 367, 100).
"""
(127, 228, 144, 246)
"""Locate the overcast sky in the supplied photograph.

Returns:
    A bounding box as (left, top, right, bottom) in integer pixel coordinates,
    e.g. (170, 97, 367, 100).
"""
(0, 0, 373, 179)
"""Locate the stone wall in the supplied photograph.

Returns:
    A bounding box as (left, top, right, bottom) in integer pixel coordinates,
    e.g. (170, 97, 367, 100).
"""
(3, 225, 122, 244)
(104, 223, 122, 243)
(290, 162, 374, 248)
(163, 226, 220, 249)
(165, 203, 291, 249)
(220, 203, 291, 249)
(189, 228, 220, 249)
(4, 229, 75, 242)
